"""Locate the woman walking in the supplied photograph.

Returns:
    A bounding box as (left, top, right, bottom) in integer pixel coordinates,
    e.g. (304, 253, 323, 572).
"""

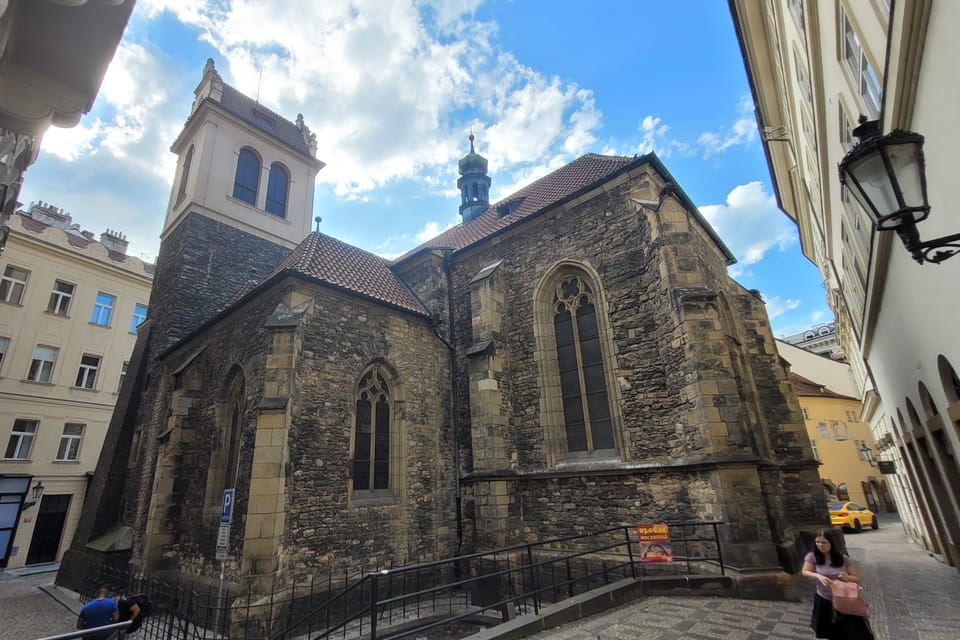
(801, 528, 874, 639)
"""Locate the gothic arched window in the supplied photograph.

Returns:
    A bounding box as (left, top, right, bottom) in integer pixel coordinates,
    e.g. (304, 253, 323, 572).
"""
(534, 265, 624, 465)
(353, 368, 392, 492)
(204, 366, 245, 514)
(233, 147, 260, 205)
(553, 275, 614, 452)
(265, 162, 289, 217)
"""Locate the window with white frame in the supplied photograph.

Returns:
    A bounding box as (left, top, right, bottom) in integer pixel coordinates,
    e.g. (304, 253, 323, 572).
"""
(75, 354, 101, 389)
(0, 336, 8, 371)
(90, 292, 115, 326)
(841, 11, 881, 117)
(56, 423, 84, 461)
(832, 420, 850, 440)
(28, 345, 58, 383)
(48, 280, 75, 315)
(0, 265, 29, 304)
(802, 407, 810, 419)
(788, 0, 805, 31)
(117, 360, 129, 392)
(810, 438, 821, 461)
(130, 303, 148, 333)
(794, 51, 813, 105)
(817, 422, 831, 440)
(4, 419, 38, 460)
(839, 105, 855, 151)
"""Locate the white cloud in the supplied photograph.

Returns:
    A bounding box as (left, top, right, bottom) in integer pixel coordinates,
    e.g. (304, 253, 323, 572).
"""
(40, 121, 104, 162)
(126, 2, 603, 201)
(699, 181, 795, 265)
(698, 117, 756, 158)
(414, 220, 456, 243)
(697, 94, 757, 158)
(764, 295, 803, 320)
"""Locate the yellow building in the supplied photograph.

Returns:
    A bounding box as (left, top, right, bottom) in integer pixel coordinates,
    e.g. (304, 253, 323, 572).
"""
(791, 372, 893, 514)
(0, 203, 152, 569)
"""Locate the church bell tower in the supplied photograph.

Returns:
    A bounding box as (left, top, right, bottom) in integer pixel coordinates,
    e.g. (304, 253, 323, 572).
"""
(457, 134, 491, 222)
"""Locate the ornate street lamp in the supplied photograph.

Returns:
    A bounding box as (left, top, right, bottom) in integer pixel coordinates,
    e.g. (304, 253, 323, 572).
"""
(838, 118, 960, 264)
(23, 481, 44, 510)
(856, 443, 875, 466)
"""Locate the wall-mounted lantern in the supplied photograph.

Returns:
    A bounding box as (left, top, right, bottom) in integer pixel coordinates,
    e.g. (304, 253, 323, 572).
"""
(838, 118, 960, 264)
(856, 442, 875, 466)
(22, 481, 44, 510)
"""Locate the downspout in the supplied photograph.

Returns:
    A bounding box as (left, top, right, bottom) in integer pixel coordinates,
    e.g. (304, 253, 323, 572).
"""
(434, 249, 463, 553)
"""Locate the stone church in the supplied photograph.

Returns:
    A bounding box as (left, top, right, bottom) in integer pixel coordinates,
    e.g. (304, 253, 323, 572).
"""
(60, 60, 826, 593)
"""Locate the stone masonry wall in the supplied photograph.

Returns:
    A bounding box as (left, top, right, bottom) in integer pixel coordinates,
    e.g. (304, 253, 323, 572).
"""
(135, 284, 290, 583)
(148, 211, 291, 351)
(440, 162, 824, 569)
(285, 282, 456, 581)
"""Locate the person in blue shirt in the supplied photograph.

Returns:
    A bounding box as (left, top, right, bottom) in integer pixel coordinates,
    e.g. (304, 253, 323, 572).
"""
(76, 585, 119, 640)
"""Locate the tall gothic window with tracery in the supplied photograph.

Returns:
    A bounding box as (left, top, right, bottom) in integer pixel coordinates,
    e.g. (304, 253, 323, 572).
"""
(353, 368, 391, 491)
(553, 275, 615, 452)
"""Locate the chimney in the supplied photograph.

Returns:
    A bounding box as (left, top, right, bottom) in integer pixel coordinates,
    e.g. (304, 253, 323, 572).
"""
(27, 201, 72, 228)
(100, 228, 129, 255)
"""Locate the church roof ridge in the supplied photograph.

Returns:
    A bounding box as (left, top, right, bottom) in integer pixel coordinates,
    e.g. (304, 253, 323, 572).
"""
(264, 231, 427, 315)
(213, 83, 314, 157)
(396, 152, 639, 262)
(396, 151, 735, 265)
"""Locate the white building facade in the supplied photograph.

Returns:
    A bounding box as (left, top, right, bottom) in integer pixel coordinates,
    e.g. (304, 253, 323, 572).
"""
(729, 0, 960, 571)
(0, 204, 152, 569)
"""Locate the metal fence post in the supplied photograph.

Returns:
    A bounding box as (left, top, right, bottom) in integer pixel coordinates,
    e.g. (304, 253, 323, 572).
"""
(624, 526, 637, 578)
(525, 544, 539, 614)
(369, 571, 380, 640)
(714, 522, 726, 575)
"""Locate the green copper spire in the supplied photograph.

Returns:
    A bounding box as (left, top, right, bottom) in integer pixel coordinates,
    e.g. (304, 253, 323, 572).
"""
(457, 133, 491, 222)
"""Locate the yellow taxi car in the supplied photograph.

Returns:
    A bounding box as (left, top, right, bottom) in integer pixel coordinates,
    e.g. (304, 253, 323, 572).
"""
(829, 501, 878, 532)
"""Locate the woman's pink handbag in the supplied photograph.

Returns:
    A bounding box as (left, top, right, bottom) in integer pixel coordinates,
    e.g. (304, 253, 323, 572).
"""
(832, 580, 869, 617)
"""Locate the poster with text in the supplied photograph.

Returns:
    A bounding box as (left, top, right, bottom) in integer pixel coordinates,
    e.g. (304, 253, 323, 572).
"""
(636, 523, 673, 562)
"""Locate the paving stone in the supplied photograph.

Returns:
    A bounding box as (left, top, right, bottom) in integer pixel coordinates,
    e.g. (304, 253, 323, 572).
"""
(525, 514, 960, 640)
(0, 570, 77, 640)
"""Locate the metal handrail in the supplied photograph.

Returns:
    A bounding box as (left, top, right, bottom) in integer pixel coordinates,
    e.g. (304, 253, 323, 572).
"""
(36, 620, 132, 640)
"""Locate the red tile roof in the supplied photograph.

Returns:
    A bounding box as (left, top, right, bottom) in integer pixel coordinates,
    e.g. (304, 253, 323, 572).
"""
(267, 232, 426, 315)
(397, 153, 638, 259)
(790, 372, 855, 400)
(214, 83, 314, 158)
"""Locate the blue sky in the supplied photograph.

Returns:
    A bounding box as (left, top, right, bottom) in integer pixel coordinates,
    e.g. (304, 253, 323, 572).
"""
(20, 0, 832, 337)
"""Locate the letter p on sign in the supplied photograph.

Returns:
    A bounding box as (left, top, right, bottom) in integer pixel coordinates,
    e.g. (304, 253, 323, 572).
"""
(220, 489, 235, 525)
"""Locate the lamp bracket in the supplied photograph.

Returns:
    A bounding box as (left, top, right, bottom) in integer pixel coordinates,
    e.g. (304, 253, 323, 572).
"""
(896, 217, 960, 264)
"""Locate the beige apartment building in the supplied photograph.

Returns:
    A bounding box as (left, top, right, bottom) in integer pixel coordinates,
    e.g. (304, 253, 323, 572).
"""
(0, 202, 152, 569)
(730, 0, 960, 570)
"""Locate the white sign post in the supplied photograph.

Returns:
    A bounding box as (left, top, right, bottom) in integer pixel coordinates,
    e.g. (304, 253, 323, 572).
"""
(214, 489, 235, 634)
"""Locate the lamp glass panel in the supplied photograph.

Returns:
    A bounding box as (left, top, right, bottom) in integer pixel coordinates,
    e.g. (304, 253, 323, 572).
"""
(846, 151, 900, 226)
(886, 141, 926, 219)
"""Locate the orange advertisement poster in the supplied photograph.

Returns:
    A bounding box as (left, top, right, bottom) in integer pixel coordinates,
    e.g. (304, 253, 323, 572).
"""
(636, 523, 673, 562)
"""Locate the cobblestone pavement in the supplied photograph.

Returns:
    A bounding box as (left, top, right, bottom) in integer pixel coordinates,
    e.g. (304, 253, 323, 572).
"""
(0, 569, 77, 640)
(527, 514, 960, 640)
(845, 514, 960, 640)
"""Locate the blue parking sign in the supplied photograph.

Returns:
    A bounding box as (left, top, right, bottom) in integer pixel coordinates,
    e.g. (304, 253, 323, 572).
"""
(220, 489, 235, 525)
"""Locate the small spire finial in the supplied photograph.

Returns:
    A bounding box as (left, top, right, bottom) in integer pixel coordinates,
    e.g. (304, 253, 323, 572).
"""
(468, 131, 475, 153)
(314, 216, 322, 233)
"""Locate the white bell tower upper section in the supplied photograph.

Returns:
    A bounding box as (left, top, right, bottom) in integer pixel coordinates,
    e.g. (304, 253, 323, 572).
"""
(162, 59, 325, 249)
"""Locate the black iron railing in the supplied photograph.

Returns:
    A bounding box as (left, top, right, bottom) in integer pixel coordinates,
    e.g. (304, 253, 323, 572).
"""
(67, 521, 725, 640)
